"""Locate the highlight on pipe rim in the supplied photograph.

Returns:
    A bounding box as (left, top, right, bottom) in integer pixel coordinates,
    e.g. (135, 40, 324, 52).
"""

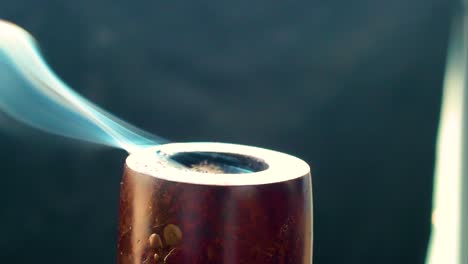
(125, 142, 310, 186)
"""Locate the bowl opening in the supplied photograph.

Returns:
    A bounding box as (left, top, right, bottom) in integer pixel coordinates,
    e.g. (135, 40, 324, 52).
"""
(168, 151, 269, 174)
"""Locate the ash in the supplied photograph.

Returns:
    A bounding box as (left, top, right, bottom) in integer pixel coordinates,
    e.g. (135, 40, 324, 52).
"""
(190, 160, 225, 174)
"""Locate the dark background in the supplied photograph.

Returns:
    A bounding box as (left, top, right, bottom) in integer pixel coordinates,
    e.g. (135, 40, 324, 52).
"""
(0, 0, 454, 263)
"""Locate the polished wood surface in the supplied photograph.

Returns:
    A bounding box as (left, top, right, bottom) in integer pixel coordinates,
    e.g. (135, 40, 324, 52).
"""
(117, 165, 312, 264)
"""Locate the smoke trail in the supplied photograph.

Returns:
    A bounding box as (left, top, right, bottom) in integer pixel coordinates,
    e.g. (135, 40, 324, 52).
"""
(0, 20, 167, 153)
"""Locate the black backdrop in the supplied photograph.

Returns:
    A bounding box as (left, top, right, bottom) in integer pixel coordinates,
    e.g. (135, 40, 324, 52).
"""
(0, 0, 453, 263)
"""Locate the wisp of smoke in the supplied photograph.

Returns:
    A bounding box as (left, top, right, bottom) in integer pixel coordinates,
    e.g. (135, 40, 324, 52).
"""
(0, 20, 167, 153)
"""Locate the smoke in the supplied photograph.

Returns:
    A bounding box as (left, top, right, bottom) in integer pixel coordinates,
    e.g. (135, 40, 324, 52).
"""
(0, 20, 167, 153)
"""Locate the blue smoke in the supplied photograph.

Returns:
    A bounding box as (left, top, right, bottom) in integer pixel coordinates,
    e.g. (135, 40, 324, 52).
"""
(0, 20, 167, 153)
